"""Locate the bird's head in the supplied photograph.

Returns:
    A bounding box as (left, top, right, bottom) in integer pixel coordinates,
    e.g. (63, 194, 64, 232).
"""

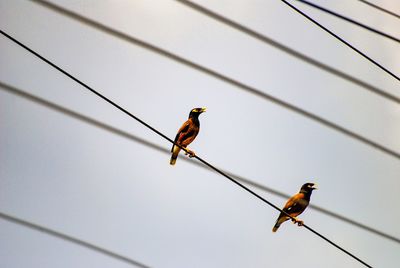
(189, 107, 206, 118)
(300, 182, 318, 193)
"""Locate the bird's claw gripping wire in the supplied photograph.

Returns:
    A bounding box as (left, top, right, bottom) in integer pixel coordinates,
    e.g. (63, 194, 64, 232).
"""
(183, 148, 196, 158)
(291, 217, 304, 226)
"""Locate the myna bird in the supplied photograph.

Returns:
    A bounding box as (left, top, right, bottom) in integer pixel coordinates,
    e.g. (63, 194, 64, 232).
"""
(272, 182, 317, 232)
(170, 107, 206, 165)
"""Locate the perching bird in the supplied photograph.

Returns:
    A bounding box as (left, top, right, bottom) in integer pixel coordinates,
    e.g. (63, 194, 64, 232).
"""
(272, 182, 317, 232)
(170, 107, 206, 165)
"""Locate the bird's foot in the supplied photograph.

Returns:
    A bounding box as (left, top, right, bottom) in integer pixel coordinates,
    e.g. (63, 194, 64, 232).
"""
(290, 217, 303, 226)
(183, 148, 196, 158)
(187, 150, 196, 158)
(295, 219, 304, 226)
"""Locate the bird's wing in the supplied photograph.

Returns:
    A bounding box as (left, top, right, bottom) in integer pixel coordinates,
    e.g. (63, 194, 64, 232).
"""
(283, 193, 306, 215)
(171, 120, 191, 152)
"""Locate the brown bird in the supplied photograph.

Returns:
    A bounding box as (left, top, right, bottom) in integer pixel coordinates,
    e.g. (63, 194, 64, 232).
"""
(272, 182, 317, 232)
(170, 107, 206, 165)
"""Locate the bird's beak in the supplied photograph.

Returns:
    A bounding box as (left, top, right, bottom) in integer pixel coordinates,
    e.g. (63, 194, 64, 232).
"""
(312, 184, 318, 190)
(200, 107, 207, 113)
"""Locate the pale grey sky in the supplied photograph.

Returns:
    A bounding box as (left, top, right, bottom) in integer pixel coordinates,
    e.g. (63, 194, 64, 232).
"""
(1, 0, 400, 267)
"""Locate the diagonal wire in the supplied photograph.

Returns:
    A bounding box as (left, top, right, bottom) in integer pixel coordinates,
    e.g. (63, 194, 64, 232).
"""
(0, 212, 150, 268)
(0, 33, 373, 268)
(1, 80, 399, 245)
(281, 0, 400, 83)
(296, 0, 400, 43)
(24, 0, 400, 161)
(358, 0, 400, 20)
(175, 0, 400, 104)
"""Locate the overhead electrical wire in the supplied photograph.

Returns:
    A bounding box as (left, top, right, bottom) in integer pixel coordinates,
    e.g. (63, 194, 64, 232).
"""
(1, 80, 399, 246)
(175, 0, 400, 104)
(0, 31, 373, 268)
(296, 0, 400, 43)
(358, 0, 400, 20)
(0, 212, 150, 268)
(26, 0, 400, 162)
(281, 0, 400, 83)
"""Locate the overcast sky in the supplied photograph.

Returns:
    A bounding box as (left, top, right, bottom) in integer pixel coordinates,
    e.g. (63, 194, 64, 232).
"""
(1, 0, 400, 267)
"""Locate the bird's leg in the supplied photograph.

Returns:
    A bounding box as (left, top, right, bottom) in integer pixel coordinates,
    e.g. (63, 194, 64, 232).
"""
(187, 149, 196, 158)
(183, 147, 196, 158)
(290, 217, 304, 226)
(292, 218, 304, 226)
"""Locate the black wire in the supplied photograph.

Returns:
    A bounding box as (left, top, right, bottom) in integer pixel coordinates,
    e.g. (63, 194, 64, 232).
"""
(297, 0, 400, 43)
(24, 0, 400, 162)
(191, 161, 371, 268)
(0, 30, 174, 146)
(0, 212, 150, 268)
(0, 32, 373, 268)
(358, 0, 400, 20)
(281, 0, 400, 83)
(1, 80, 399, 245)
(175, 0, 400, 104)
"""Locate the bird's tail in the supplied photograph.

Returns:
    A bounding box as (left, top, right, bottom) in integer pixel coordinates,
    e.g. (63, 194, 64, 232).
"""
(272, 216, 288, 232)
(170, 146, 180, 165)
(272, 222, 281, 232)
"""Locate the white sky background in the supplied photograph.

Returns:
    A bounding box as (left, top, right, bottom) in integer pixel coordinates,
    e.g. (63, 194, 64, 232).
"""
(0, 0, 400, 267)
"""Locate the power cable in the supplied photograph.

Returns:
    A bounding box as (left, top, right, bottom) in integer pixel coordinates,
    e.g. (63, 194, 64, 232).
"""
(0, 32, 373, 268)
(175, 0, 400, 104)
(1, 80, 399, 245)
(281, 0, 400, 83)
(0, 212, 150, 268)
(296, 0, 400, 43)
(358, 0, 400, 20)
(24, 0, 400, 161)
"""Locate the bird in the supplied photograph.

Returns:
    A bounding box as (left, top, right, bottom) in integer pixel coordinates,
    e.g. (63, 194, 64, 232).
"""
(272, 182, 317, 232)
(170, 107, 206, 165)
